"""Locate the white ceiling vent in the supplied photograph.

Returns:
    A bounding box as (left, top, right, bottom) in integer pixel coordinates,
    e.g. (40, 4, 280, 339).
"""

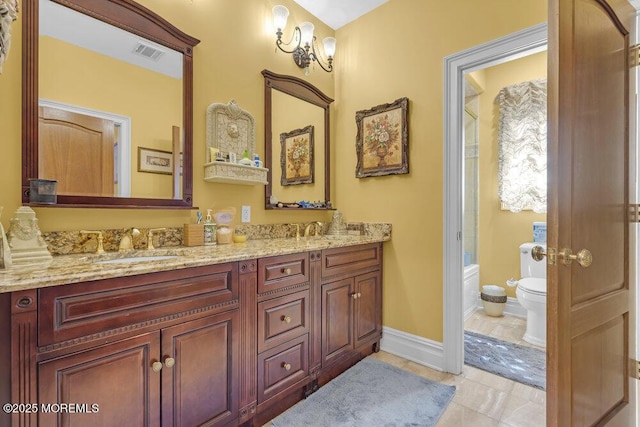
(132, 41, 165, 61)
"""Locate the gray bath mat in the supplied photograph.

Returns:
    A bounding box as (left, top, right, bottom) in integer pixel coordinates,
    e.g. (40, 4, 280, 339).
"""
(464, 331, 546, 390)
(271, 357, 456, 427)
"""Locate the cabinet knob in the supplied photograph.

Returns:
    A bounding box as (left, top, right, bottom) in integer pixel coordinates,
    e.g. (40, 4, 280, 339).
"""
(164, 357, 176, 368)
(281, 315, 292, 324)
(357, 292, 362, 298)
(282, 362, 291, 371)
(283, 267, 292, 275)
(151, 361, 163, 373)
(351, 292, 359, 300)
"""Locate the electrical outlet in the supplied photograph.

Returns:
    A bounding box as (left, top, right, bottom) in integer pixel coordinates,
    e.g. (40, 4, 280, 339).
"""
(241, 205, 251, 223)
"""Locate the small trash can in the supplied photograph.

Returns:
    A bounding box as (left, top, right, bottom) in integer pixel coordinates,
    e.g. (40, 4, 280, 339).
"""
(481, 285, 507, 317)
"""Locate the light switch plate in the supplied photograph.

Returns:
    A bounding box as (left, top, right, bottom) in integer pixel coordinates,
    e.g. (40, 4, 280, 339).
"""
(241, 205, 251, 223)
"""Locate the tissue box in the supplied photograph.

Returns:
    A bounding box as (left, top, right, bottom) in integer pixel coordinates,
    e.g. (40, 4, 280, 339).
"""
(29, 179, 58, 204)
(533, 222, 546, 243)
(183, 224, 204, 246)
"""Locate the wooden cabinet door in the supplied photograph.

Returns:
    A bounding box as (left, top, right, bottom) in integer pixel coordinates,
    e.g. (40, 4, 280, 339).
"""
(321, 278, 353, 365)
(38, 332, 161, 427)
(353, 271, 381, 348)
(161, 310, 240, 427)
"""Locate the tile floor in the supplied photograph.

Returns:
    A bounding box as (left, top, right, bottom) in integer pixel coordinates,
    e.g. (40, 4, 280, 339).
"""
(267, 309, 546, 427)
(368, 309, 547, 426)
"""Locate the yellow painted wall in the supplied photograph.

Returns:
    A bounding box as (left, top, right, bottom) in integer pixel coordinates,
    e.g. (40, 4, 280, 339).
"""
(0, 0, 547, 344)
(333, 0, 546, 341)
(0, 0, 336, 231)
(478, 52, 548, 298)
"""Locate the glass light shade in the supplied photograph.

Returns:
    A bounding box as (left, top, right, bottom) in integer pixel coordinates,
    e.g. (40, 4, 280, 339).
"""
(322, 37, 336, 58)
(272, 5, 289, 31)
(299, 22, 314, 46)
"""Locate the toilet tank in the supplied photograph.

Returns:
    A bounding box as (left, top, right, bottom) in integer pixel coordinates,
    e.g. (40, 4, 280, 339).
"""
(520, 242, 547, 279)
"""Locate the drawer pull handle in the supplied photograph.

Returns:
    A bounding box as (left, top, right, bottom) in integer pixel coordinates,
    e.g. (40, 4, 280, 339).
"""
(281, 315, 292, 323)
(164, 357, 176, 368)
(282, 362, 292, 371)
(151, 361, 163, 373)
(282, 268, 292, 275)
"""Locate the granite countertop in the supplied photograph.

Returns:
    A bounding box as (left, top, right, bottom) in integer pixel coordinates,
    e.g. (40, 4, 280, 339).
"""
(0, 235, 389, 293)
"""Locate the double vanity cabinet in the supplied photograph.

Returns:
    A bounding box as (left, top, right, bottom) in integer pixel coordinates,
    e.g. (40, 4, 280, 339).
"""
(0, 241, 383, 427)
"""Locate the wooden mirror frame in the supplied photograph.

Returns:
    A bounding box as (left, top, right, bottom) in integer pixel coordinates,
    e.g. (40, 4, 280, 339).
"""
(262, 69, 334, 210)
(22, 0, 200, 208)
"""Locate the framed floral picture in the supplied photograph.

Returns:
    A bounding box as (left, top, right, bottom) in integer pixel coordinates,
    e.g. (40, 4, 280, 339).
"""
(355, 97, 409, 178)
(280, 125, 314, 186)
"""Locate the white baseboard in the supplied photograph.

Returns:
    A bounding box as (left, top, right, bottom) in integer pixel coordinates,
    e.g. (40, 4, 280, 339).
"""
(381, 299, 527, 373)
(380, 326, 445, 372)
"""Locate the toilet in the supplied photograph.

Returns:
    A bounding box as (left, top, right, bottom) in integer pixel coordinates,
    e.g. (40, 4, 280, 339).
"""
(507, 242, 547, 347)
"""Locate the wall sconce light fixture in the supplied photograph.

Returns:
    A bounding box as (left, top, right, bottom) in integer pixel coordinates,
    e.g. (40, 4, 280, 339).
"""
(272, 5, 336, 74)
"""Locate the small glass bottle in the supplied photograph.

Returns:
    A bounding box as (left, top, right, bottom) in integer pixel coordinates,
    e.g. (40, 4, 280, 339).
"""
(204, 209, 217, 245)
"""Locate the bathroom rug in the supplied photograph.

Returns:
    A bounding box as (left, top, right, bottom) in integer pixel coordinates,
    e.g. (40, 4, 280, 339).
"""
(464, 330, 546, 390)
(271, 357, 456, 427)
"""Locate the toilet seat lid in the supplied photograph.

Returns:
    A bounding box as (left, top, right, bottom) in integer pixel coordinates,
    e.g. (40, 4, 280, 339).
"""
(518, 278, 546, 295)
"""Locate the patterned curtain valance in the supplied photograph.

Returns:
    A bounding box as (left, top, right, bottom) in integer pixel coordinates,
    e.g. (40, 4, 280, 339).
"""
(496, 79, 547, 213)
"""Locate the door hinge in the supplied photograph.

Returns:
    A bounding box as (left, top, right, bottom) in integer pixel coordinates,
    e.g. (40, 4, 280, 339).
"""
(630, 204, 640, 223)
(630, 44, 640, 68)
(631, 358, 640, 379)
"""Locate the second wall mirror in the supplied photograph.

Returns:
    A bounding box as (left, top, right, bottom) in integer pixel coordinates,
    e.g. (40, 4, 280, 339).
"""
(262, 70, 334, 210)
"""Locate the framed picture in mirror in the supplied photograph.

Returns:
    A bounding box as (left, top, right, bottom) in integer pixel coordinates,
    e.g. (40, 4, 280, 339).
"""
(355, 97, 409, 178)
(280, 125, 314, 186)
(138, 147, 174, 175)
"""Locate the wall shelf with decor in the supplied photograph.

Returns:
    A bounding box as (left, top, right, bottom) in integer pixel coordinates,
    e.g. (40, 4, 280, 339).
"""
(204, 99, 268, 185)
(203, 162, 268, 185)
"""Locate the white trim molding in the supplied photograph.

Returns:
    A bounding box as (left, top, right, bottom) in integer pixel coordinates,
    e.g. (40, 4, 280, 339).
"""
(442, 23, 548, 374)
(380, 326, 445, 371)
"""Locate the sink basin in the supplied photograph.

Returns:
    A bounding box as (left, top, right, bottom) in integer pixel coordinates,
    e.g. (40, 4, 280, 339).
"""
(95, 255, 179, 265)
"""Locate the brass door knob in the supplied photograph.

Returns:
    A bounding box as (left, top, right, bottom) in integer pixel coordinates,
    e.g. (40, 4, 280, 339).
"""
(282, 362, 291, 371)
(281, 315, 292, 323)
(164, 357, 176, 368)
(151, 361, 163, 373)
(531, 245, 556, 265)
(559, 248, 593, 267)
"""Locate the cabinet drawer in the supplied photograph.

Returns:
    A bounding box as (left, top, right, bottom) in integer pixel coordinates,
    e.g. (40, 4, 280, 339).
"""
(38, 263, 238, 347)
(257, 334, 309, 403)
(321, 243, 381, 281)
(258, 253, 309, 295)
(258, 289, 309, 353)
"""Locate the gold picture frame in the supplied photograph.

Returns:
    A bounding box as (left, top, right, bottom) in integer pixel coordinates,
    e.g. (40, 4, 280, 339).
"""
(280, 125, 314, 186)
(355, 97, 409, 178)
(138, 147, 174, 175)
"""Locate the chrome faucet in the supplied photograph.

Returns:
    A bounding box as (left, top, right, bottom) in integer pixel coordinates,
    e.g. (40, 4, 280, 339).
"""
(119, 228, 140, 252)
(147, 228, 166, 250)
(80, 230, 105, 254)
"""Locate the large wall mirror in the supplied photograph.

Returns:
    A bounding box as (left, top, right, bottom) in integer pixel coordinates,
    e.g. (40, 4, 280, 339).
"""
(262, 70, 334, 210)
(22, 0, 200, 208)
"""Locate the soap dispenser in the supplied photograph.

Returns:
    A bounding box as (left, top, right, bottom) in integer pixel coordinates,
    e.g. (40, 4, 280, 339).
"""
(204, 209, 216, 246)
